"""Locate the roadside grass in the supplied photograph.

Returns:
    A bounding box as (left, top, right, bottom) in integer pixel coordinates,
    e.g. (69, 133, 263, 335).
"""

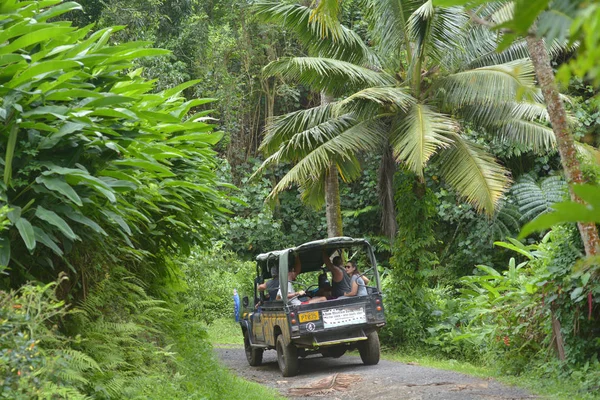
(382, 348, 600, 400)
(206, 317, 243, 346)
(171, 319, 282, 399)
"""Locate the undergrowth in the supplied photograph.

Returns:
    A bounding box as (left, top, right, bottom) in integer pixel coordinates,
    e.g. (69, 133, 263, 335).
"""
(0, 274, 280, 399)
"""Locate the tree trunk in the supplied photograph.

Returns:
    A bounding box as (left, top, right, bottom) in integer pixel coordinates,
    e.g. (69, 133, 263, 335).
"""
(527, 34, 599, 362)
(322, 92, 343, 238)
(378, 144, 398, 242)
(325, 163, 343, 237)
(526, 35, 600, 257)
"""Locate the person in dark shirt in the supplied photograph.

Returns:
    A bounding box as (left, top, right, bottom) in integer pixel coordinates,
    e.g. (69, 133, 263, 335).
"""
(322, 251, 352, 299)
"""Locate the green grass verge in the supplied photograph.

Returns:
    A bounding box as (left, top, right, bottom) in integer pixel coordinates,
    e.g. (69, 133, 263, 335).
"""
(206, 317, 244, 346)
(382, 349, 599, 400)
(149, 318, 282, 400)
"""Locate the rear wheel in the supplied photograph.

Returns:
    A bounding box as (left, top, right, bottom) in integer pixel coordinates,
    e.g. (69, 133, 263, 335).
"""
(276, 335, 299, 377)
(358, 331, 380, 365)
(244, 330, 263, 366)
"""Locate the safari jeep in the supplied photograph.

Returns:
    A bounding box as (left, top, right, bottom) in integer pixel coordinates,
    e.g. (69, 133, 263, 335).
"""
(239, 237, 386, 377)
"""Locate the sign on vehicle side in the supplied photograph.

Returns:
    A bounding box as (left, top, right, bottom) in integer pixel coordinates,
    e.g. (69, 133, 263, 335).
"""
(322, 307, 366, 328)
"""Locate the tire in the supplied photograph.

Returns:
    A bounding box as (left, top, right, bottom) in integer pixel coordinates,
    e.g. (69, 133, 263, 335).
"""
(320, 345, 346, 359)
(358, 331, 380, 365)
(244, 330, 263, 366)
(276, 335, 299, 377)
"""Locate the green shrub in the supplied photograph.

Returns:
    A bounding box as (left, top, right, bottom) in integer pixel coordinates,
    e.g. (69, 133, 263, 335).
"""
(179, 247, 255, 323)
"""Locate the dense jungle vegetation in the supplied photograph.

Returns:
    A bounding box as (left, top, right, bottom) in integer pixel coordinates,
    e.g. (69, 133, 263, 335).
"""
(1, 0, 600, 398)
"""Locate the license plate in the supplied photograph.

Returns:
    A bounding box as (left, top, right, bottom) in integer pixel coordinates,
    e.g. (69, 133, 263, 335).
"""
(299, 311, 319, 323)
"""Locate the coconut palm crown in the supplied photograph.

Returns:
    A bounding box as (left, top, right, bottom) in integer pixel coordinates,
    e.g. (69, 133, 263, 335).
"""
(254, 0, 556, 238)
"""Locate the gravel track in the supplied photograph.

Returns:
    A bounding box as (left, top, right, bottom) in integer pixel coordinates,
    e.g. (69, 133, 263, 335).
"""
(214, 345, 537, 400)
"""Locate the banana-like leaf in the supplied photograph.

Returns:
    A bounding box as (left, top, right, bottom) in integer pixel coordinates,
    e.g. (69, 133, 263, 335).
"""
(0, 236, 10, 266)
(16, 218, 36, 251)
(36, 176, 82, 206)
(33, 226, 63, 256)
(35, 206, 78, 241)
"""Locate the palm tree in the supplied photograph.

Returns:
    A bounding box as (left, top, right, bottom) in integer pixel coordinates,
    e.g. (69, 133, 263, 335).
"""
(254, 0, 556, 241)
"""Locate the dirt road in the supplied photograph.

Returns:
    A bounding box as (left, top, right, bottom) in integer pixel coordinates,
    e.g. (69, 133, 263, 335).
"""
(214, 345, 536, 400)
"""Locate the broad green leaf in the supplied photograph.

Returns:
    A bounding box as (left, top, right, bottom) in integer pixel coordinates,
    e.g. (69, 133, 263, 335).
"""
(571, 287, 584, 301)
(0, 54, 29, 67)
(475, 264, 501, 277)
(3, 124, 18, 186)
(102, 210, 132, 236)
(493, 241, 535, 260)
(162, 79, 202, 98)
(65, 212, 107, 236)
(161, 180, 213, 194)
(36, 2, 82, 22)
(0, 27, 75, 55)
(16, 218, 36, 251)
(36, 176, 82, 206)
(86, 95, 135, 108)
(112, 159, 175, 177)
(167, 132, 223, 145)
(0, 236, 10, 266)
(35, 206, 78, 241)
(33, 226, 63, 256)
(8, 60, 82, 88)
(573, 185, 600, 208)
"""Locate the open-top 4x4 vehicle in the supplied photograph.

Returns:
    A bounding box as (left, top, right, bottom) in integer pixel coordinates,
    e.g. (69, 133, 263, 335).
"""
(240, 237, 386, 376)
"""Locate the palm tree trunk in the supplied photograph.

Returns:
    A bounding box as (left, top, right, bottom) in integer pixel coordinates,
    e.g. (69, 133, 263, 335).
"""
(378, 144, 398, 242)
(322, 92, 343, 238)
(526, 35, 600, 258)
(527, 34, 600, 362)
(325, 163, 343, 237)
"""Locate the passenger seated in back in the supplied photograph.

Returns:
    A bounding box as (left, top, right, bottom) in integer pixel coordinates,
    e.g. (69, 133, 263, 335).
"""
(343, 261, 368, 297)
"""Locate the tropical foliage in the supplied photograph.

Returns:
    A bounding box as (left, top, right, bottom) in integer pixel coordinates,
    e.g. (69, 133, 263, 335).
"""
(0, 0, 228, 291)
(253, 0, 560, 241)
(2, 0, 600, 399)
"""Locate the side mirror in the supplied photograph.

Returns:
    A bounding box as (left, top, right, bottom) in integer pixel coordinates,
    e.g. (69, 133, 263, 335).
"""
(242, 296, 249, 308)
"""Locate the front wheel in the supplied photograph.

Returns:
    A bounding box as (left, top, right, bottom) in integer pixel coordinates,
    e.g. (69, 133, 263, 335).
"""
(244, 330, 263, 366)
(358, 331, 380, 365)
(276, 335, 299, 377)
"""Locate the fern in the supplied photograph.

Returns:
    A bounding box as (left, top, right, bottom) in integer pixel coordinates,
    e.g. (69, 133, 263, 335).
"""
(512, 174, 567, 222)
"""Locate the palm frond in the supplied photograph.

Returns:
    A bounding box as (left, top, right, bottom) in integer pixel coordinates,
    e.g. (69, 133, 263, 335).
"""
(253, 2, 379, 66)
(336, 86, 415, 118)
(267, 119, 387, 198)
(512, 174, 567, 221)
(435, 134, 511, 214)
(363, 0, 424, 62)
(310, 0, 343, 39)
(496, 119, 556, 153)
(260, 103, 337, 154)
(390, 104, 456, 177)
(255, 113, 358, 177)
(439, 59, 537, 107)
(263, 57, 394, 97)
(407, 0, 435, 59)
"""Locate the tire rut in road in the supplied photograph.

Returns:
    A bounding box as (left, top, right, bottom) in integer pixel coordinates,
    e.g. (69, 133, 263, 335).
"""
(214, 345, 537, 400)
